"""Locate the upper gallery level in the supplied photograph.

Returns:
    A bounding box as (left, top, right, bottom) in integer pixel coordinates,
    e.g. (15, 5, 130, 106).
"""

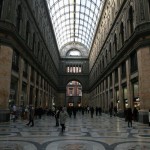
(89, 0, 150, 87)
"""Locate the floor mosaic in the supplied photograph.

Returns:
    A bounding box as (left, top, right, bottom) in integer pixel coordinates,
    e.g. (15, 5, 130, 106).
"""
(0, 113, 150, 150)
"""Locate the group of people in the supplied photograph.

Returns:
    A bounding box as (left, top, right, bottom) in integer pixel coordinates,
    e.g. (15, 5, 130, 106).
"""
(52, 106, 68, 133)
(10, 103, 140, 130)
(125, 107, 139, 127)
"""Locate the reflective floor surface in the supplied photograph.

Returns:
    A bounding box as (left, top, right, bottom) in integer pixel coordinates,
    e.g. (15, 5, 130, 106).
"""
(0, 112, 150, 150)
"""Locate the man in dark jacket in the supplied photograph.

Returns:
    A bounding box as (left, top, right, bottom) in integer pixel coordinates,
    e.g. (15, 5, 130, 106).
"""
(26, 105, 35, 127)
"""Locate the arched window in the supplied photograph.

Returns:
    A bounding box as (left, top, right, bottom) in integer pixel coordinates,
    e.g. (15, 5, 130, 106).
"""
(114, 34, 117, 55)
(37, 42, 40, 58)
(0, 0, 3, 18)
(26, 21, 30, 44)
(120, 22, 124, 46)
(32, 33, 35, 51)
(16, 5, 22, 32)
(105, 50, 108, 66)
(148, 0, 150, 17)
(129, 6, 134, 35)
(102, 56, 105, 69)
(109, 43, 112, 61)
(66, 49, 81, 57)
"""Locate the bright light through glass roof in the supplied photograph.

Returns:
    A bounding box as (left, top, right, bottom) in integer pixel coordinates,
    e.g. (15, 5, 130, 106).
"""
(46, 0, 105, 51)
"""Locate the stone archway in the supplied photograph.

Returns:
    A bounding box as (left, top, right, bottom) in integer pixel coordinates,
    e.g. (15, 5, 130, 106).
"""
(66, 80, 82, 107)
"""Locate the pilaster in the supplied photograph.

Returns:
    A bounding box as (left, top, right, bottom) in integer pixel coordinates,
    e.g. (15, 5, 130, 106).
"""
(0, 45, 13, 122)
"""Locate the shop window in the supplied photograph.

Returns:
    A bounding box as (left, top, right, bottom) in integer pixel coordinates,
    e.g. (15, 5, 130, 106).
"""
(115, 88, 119, 103)
(123, 86, 128, 108)
(130, 52, 138, 73)
(132, 82, 139, 108)
(16, 5, 22, 32)
(0, 0, 3, 18)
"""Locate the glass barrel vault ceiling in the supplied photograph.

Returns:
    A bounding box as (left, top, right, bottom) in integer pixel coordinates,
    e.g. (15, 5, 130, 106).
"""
(46, 0, 105, 53)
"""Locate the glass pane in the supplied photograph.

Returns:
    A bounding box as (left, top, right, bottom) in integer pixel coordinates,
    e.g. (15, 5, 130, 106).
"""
(46, 0, 105, 50)
(76, 5, 80, 12)
(76, 0, 81, 5)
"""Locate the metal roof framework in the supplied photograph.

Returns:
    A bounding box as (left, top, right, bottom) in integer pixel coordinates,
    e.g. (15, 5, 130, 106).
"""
(46, 0, 104, 53)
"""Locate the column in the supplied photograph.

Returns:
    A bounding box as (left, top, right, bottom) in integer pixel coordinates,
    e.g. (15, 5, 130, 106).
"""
(27, 65, 31, 105)
(137, 46, 150, 123)
(17, 57, 23, 106)
(118, 66, 124, 117)
(126, 59, 132, 107)
(0, 45, 13, 121)
(33, 70, 36, 106)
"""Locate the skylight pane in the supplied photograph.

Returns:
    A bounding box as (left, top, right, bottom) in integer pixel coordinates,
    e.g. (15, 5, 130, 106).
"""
(80, 6, 85, 13)
(76, 5, 80, 12)
(91, 3, 95, 11)
(70, 4, 74, 12)
(59, 0, 63, 8)
(46, 0, 105, 51)
(64, 0, 69, 5)
(81, 0, 86, 5)
(76, 0, 81, 5)
(86, 0, 91, 9)
(80, 14, 84, 19)
(65, 6, 69, 13)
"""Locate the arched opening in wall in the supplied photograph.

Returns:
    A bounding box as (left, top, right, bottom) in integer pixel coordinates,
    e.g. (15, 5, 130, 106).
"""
(129, 6, 134, 35)
(120, 22, 124, 46)
(16, 5, 22, 32)
(66, 80, 82, 108)
(114, 33, 117, 55)
(148, 0, 150, 16)
(0, 0, 3, 18)
(66, 49, 82, 57)
(26, 21, 30, 44)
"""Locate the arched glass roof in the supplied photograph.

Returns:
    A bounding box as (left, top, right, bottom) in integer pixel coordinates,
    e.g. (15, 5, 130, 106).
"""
(46, 0, 105, 51)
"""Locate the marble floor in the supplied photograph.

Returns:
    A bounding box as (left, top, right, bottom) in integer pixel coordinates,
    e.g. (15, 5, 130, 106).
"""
(0, 113, 150, 150)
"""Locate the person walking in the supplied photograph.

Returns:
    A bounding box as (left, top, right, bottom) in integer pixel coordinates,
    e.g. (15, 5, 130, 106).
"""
(114, 106, 117, 116)
(90, 107, 94, 118)
(55, 108, 60, 127)
(133, 107, 138, 122)
(127, 107, 133, 127)
(109, 107, 113, 117)
(59, 107, 68, 133)
(26, 105, 35, 127)
(148, 109, 150, 126)
(73, 106, 77, 118)
(12, 104, 17, 122)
